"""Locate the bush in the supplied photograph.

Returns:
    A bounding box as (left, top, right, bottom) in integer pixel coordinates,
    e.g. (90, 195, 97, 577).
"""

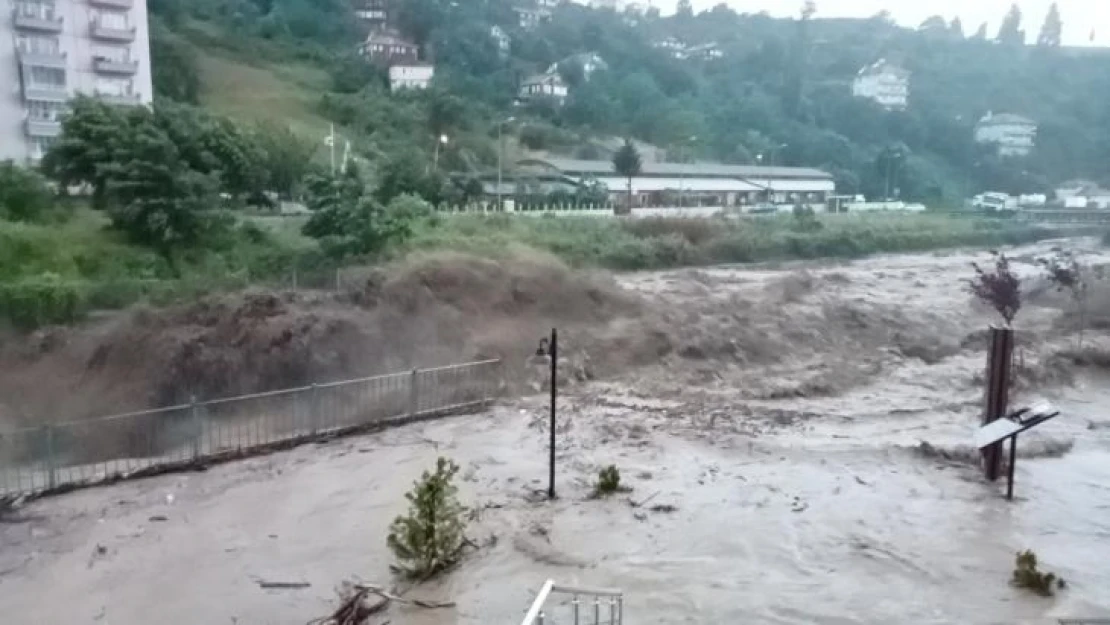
(387, 457, 468, 579)
(0, 275, 83, 330)
(594, 465, 624, 497)
(0, 160, 54, 222)
(1012, 550, 1066, 597)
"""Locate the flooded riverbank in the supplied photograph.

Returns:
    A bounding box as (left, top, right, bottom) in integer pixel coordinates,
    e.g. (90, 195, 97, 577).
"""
(2, 240, 1108, 624)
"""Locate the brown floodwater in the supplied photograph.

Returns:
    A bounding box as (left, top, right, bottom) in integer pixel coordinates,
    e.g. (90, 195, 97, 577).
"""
(1, 240, 1108, 624)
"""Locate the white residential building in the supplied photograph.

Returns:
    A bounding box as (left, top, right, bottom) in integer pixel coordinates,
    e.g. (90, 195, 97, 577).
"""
(518, 71, 567, 103)
(389, 63, 433, 91)
(490, 25, 510, 58)
(975, 112, 1037, 157)
(589, 0, 626, 9)
(547, 52, 607, 81)
(852, 59, 910, 111)
(1, 0, 154, 164)
(352, 0, 387, 32)
(653, 36, 686, 59)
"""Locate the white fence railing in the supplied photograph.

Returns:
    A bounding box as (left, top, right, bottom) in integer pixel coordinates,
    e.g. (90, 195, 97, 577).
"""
(521, 580, 624, 625)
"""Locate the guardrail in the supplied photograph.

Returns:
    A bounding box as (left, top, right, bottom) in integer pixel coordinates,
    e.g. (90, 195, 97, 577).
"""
(0, 359, 501, 500)
(521, 580, 624, 625)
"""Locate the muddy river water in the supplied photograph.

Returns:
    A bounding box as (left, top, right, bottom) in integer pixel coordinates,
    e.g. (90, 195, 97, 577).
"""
(1, 240, 1109, 624)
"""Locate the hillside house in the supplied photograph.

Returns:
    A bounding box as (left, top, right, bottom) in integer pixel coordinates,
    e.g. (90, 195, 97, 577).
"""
(353, 0, 388, 32)
(490, 25, 511, 58)
(548, 53, 608, 82)
(389, 64, 435, 91)
(683, 42, 723, 61)
(975, 112, 1037, 157)
(852, 59, 910, 110)
(359, 30, 419, 65)
(518, 72, 568, 103)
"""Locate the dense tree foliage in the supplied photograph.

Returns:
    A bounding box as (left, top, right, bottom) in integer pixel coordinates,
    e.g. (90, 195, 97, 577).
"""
(140, 0, 1110, 207)
(0, 161, 54, 222)
(612, 140, 642, 215)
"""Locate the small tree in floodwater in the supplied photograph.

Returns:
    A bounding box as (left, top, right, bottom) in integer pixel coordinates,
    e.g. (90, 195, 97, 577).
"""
(1039, 250, 1091, 349)
(1012, 550, 1066, 597)
(387, 457, 468, 579)
(970, 252, 1022, 326)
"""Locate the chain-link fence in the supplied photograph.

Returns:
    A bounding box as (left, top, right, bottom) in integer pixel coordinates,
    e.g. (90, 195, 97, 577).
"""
(0, 359, 501, 499)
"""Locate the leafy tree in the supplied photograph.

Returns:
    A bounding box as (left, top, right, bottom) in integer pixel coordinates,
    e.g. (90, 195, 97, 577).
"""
(41, 97, 127, 208)
(1037, 3, 1063, 47)
(0, 161, 54, 222)
(1040, 250, 1090, 348)
(375, 151, 446, 205)
(973, 22, 989, 40)
(950, 17, 965, 39)
(251, 121, 317, 200)
(387, 457, 468, 579)
(997, 4, 1025, 46)
(149, 20, 201, 103)
(970, 252, 1022, 326)
(675, 0, 693, 18)
(101, 109, 224, 267)
(919, 15, 948, 35)
(303, 169, 419, 258)
(612, 139, 642, 216)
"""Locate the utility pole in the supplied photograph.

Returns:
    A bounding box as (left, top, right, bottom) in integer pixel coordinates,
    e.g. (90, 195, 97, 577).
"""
(497, 117, 515, 211)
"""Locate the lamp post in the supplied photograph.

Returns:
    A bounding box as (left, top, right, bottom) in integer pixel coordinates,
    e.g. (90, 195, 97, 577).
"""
(678, 134, 697, 209)
(497, 117, 516, 211)
(433, 134, 449, 171)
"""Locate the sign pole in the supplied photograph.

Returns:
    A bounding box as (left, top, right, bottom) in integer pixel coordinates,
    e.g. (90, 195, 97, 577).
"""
(1007, 434, 1018, 501)
(549, 328, 558, 500)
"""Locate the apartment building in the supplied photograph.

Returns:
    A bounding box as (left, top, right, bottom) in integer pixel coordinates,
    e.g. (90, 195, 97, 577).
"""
(1, 0, 154, 164)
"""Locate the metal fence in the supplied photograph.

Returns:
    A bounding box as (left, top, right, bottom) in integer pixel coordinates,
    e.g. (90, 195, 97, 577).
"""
(0, 360, 501, 500)
(521, 580, 624, 625)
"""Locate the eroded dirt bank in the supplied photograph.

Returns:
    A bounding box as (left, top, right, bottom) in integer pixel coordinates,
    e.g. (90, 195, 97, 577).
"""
(2, 239, 1110, 624)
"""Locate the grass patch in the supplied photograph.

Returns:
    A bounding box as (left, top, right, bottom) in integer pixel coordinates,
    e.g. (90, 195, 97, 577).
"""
(406, 213, 1059, 271)
(193, 43, 333, 138)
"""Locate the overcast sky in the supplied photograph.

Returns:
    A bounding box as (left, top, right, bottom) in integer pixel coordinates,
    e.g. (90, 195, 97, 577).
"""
(653, 1, 1109, 46)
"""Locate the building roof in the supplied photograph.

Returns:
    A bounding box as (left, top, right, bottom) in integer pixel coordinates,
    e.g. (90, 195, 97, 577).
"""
(857, 59, 909, 79)
(522, 72, 565, 87)
(363, 29, 417, 48)
(520, 157, 834, 180)
(978, 112, 1037, 127)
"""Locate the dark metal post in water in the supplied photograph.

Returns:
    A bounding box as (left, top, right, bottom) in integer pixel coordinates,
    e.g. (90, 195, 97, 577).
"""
(1007, 434, 1018, 500)
(549, 328, 558, 500)
(983, 327, 1014, 481)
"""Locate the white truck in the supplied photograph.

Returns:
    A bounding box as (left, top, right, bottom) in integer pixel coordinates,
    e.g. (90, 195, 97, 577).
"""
(972, 192, 1018, 212)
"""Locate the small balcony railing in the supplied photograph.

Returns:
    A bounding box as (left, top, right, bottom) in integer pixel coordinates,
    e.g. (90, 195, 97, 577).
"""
(13, 9, 63, 32)
(93, 56, 139, 75)
(17, 48, 67, 69)
(90, 19, 136, 42)
(24, 118, 62, 138)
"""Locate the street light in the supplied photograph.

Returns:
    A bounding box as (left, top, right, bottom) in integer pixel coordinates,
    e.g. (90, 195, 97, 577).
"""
(497, 117, 516, 211)
(679, 134, 697, 208)
(433, 134, 449, 171)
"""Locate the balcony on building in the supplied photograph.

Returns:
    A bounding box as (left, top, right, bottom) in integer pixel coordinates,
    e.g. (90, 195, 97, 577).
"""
(24, 117, 62, 138)
(89, 0, 134, 8)
(96, 91, 142, 106)
(90, 18, 137, 42)
(13, 5, 64, 33)
(17, 48, 67, 70)
(93, 56, 139, 75)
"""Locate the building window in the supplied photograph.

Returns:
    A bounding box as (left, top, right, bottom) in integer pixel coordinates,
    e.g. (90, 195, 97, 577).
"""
(16, 34, 60, 55)
(30, 136, 56, 160)
(27, 99, 66, 121)
(95, 10, 129, 29)
(26, 66, 65, 87)
(96, 76, 133, 95)
(15, 0, 56, 19)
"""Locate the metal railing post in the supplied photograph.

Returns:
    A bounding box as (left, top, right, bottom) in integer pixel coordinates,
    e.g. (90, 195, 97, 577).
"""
(594, 597, 600, 625)
(609, 597, 617, 625)
(44, 424, 57, 490)
(409, 368, 420, 417)
(310, 383, 320, 436)
(190, 396, 201, 460)
(573, 595, 580, 625)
